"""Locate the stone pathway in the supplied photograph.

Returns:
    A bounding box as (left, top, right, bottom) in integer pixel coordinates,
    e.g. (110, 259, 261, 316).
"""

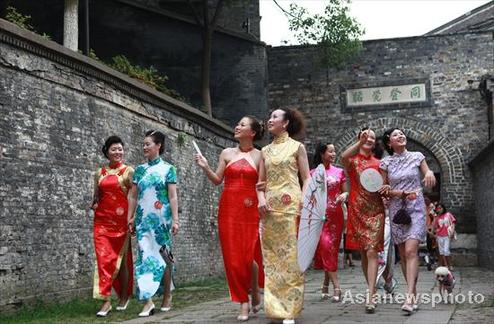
(121, 263, 494, 324)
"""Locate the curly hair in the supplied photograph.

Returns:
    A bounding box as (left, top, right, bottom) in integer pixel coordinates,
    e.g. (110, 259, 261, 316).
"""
(279, 108, 306, 138)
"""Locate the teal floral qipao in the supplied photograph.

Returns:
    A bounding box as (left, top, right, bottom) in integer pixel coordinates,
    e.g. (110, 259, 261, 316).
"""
(133, 157, 177, 300)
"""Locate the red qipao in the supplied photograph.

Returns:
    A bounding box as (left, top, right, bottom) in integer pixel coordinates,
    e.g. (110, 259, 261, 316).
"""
(312, 165, 346, 272)
(93, 163, 134, 300)
(345, 154, 385, 252)
(218, 156, 264, 303)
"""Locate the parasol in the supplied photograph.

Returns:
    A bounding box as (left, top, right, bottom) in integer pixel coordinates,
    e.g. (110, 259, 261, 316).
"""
(297, 164, 327, 273)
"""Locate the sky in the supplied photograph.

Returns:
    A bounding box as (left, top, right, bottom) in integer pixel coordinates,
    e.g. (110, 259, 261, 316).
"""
(259, 0, 492, 45)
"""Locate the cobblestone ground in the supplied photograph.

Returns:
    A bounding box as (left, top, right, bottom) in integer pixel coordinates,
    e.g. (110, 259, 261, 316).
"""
(121, 263, 494, 324)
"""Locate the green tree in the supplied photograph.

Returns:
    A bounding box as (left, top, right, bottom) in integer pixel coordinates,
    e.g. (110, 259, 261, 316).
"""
(286, 0, 364, 67)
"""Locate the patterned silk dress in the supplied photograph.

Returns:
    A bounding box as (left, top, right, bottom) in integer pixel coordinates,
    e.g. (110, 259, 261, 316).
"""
(133, 157, 177, 300)
(93, 162, 134, 300)
(262, 131, 304, 319)
(345, 153, 385, 252)
(218, 152, 264, 303)
(380, 151, 427, 244)
(312, 165, 346, 272)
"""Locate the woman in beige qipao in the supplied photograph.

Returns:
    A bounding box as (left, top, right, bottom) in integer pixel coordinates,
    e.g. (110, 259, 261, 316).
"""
(257, 108, 311, 323)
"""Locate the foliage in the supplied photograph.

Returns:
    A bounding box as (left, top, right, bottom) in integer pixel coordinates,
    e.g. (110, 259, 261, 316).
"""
(287, 0, 364, 67)
(5, 6, 33, 30)
(5, 6, 51, 40)
(177, 132, 188, 147)
(109, 55, 183, 100)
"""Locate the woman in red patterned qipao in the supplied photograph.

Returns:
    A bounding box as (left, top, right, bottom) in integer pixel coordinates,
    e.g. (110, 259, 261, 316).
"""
(341, 128, 385, 313)
(91, 136, 134, 317)
(195, 116, 264, 322)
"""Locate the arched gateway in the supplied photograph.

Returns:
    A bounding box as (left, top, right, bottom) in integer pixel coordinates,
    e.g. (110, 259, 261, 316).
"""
(333, 117, 473, 232)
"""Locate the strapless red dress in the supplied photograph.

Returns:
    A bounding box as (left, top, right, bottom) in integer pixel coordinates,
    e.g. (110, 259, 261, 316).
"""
(218, 158, 264, 302)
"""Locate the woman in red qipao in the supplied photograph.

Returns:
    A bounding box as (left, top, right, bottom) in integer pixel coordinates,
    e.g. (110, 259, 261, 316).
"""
(91, 136, 134, 317)
(311, 143, 348, 303)
(195, 116, 265, 322)
(341, 128, 385, 314)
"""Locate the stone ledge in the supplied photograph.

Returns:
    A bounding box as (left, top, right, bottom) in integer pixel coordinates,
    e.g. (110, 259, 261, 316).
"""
(0, 18, 233, 139)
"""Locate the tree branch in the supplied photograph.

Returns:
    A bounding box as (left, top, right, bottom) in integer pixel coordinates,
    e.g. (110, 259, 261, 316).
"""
(187, 0, 203, 27)
(210, 0, 225, 28)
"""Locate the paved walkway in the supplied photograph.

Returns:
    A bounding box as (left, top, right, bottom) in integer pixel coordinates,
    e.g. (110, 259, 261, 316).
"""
(121, 263, 494, 324)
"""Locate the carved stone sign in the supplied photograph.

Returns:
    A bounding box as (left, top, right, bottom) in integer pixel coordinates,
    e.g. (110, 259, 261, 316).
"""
(346, 83, 427, 107)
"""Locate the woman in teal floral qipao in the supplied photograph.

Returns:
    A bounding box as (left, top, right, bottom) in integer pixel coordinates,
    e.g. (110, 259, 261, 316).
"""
(127, 130, 179, 317)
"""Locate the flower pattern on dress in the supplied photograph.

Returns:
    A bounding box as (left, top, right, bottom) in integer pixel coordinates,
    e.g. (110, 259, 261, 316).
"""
(346, 154, 385, 251)
(312, 165, 346, 272)
(261, 132, 304, 319)
(380, 151, 426, 244)
(132, 157, 177, 300)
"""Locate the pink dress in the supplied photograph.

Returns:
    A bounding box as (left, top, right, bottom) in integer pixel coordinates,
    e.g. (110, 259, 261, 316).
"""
(312, 165, 346, 272)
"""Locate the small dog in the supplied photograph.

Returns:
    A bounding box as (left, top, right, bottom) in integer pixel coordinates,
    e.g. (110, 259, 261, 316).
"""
(435, 266, 455, 301)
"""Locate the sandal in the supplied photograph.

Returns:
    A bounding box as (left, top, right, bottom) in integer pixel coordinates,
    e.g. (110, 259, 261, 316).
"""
(365, 302, 376, 314)
(332, 288, 342, 303)
(401, 302, 413, 314)
(321, 285, 330, 300)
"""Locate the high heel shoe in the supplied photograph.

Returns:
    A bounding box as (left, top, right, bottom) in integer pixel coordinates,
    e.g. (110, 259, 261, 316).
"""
(237, 314, 249, 322)
(251, 302, 262, 314)
(160, 295, 172, 312)
(138, 303, 155, 317)
(116, 299, 129, 311)
(401, 302, 413, 314)
(96, 305, 112, 317)
(237, 303, 250, 321)
(332, 288, 342, 303)
(365, 302, 376, 314)
(321, 285, 330, 299)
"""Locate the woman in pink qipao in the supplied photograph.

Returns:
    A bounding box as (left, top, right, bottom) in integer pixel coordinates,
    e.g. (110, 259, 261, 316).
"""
(311, 143, 348, 303)
(195, 116, 264, 322)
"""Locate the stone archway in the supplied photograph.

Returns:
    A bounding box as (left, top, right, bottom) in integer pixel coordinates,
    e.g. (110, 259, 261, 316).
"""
(333, 117, 473, 231)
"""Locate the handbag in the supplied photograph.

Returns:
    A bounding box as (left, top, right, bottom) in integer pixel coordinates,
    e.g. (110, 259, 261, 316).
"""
(159, 245, 174, 265)
(393, 199, 411, 225)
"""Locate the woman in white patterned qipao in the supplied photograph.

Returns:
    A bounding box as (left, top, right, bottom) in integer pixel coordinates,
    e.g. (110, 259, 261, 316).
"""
(127, 130, 179, 317)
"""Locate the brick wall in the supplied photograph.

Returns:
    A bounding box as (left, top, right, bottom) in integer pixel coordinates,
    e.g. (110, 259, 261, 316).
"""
(267, 31, 494, 233)
(0, 19, 235, 310)
(470, 78, 494, 270)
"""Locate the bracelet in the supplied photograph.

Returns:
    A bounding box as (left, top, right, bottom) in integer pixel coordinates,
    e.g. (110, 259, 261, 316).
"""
(400, 190, 407, 199)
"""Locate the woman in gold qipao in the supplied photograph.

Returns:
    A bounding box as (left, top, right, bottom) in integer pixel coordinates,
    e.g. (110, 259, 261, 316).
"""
(257, 108, 311, 324)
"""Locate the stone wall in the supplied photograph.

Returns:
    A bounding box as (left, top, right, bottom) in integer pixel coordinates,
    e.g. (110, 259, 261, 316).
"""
(127, 0, 261, 38)
(267, 31, 494, 234)
(0, 19, 235, 310)
(470, 78, 494, 270)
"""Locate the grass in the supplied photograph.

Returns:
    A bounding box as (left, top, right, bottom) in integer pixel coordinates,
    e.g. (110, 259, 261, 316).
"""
(0, 277, 228, 324)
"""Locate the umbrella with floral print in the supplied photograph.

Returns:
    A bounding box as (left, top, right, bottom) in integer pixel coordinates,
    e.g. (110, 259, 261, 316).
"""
(297, 164, 327, 273)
